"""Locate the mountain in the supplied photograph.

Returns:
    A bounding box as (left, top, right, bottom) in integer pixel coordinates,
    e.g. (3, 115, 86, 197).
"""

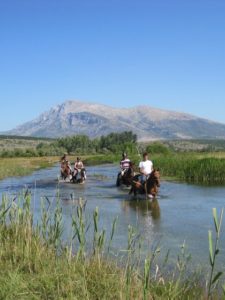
(4, 100, 225, 140)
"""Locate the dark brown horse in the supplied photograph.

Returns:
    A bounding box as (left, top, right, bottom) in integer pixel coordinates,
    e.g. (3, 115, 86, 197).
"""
(72, 168, 86, 184)
(129, 169, 160, 199)
(116, 164, 135, 187)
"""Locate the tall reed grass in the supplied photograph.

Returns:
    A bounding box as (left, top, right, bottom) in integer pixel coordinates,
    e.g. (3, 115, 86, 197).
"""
(0, 192, 223, 299)
(153, 154, 225, 185)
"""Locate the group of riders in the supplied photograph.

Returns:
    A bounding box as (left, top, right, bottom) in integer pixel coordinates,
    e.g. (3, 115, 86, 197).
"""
(117, 152, 160, 198)
(117, 151, 153, 183)
(60, 154, 86, 183)
(60, 151, 160, 197)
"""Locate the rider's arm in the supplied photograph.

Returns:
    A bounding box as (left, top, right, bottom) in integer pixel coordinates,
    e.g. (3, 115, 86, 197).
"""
(139, 161, 144, 174)
(120, 160, 123, 169)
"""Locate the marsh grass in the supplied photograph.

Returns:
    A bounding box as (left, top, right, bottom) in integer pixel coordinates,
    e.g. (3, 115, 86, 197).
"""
(2, 150, 225, 185)
(0, 192, 219, 299)
(0, 157, 59, 180)
(207, 208, 224, 298)
(153, 153, 225, 185)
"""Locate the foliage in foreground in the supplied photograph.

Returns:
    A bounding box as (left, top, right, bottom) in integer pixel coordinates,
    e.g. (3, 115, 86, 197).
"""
(0, 192, 224, 299)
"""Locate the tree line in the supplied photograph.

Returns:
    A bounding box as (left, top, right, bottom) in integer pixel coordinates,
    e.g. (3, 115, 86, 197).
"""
(0, 131, 138, 157)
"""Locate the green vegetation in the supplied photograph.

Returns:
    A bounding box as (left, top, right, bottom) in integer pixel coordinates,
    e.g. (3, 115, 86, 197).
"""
(83, 154, 120, 165)
(1, 132, 225, 185)
(55, 131, 137, 155)
(0, 131, 137, 158)
(208, 208, 224, 297)
(136, 141, 225, 185)
(3, 193, 223, 299)
(146, 142, 171, 155)
(0, 157, 59, 180)
(153, 153, 225, 185)
(0, 135, 53, 154)
(146, 139, 225, 153)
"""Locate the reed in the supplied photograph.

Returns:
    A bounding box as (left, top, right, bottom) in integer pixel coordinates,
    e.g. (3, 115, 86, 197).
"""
(0, 192, 222, 299)
(207, 208, 224, 298)
(153, 153, 225, 185)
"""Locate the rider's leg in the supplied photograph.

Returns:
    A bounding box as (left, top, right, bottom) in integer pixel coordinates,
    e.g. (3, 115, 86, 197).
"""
(81, 168, 86, 181)
(73, 169, 78, 180)
(116, 172, 121, 186)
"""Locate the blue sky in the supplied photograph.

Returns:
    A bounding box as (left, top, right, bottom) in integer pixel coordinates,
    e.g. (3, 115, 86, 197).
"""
(0, 0, 225, 131)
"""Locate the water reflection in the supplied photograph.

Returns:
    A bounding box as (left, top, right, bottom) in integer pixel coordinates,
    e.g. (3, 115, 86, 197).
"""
(122, 198, 160, 220)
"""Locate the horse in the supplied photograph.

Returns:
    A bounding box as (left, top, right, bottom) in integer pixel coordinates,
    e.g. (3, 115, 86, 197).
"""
(72, 168, 86, 184)
(116, 165, 135, 187)
(61, 164, 73, 181)
(129, 169, 160, 199)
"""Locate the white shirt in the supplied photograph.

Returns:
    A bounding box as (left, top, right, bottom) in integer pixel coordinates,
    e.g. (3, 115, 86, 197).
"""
(139, 160, 153, 175)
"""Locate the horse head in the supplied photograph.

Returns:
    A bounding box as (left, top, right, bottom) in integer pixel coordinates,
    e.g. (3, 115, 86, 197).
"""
(152, 169, 160, 187)
(146, 169, 160, 197)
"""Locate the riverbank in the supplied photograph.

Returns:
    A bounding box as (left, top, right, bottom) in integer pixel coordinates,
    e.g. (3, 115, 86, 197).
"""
(1, 151, 225, 185)
(0, 157, 59, 180)
(153, 152, 225, 185)
(0, 193, 210, 300)
(86, 152, 225, 185)
(0, 155, 120, 181)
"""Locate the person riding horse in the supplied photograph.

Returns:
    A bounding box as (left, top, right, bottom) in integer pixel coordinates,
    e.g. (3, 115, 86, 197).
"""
(129, 152, 160, 198)
(73, 157, 86, 183)
(116, 153, 133, 187)
(61, 159, 72, 180)
(60, 154, 67, 174)
(139, 152, 153, 184)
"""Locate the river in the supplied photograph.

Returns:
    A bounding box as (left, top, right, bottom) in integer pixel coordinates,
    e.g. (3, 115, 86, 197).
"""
(0, 164, 225, 270)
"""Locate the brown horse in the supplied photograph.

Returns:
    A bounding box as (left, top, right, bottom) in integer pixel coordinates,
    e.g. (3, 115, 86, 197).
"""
(61, 163, 72, 180)
(129, 169, 160, 199)
(116, 164, 135, 187)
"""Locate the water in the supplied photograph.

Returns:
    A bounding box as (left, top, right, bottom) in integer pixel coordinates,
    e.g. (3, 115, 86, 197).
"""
(0, 164, 225, 269)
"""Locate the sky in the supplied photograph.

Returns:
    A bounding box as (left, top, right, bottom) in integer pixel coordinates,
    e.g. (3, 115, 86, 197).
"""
(0, 0, 225, 131)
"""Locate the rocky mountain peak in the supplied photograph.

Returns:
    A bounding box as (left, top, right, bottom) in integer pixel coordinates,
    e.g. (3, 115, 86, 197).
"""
(3, 100, 225, 140)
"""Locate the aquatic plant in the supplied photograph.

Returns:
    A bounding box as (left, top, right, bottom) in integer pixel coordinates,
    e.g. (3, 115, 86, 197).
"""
(207, 208, 224, 298)
(153, 154, 225, 185)
(0, 192, 222, 299)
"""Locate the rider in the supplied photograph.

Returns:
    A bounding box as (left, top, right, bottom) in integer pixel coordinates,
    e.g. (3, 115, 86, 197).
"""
(116, 152, 131, 186)
(65, 160, 72, 177)
(120, 152, 131, 175)
(139, 152, 153, 184)
(60, 153, 68, 178)
(73, 157, 86, 181)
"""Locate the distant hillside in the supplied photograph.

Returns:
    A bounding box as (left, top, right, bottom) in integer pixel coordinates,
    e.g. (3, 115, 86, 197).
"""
(3, 100, 225, 140)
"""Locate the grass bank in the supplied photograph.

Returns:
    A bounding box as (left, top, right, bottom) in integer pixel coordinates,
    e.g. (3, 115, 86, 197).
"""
(0, 157, 59, 180)
(152, 152, 225, 185)
(0, 193, 213, 300)
(1, 151, 225, 185)
(0, 154, 121, 181)
(97, 151, 225, 185)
